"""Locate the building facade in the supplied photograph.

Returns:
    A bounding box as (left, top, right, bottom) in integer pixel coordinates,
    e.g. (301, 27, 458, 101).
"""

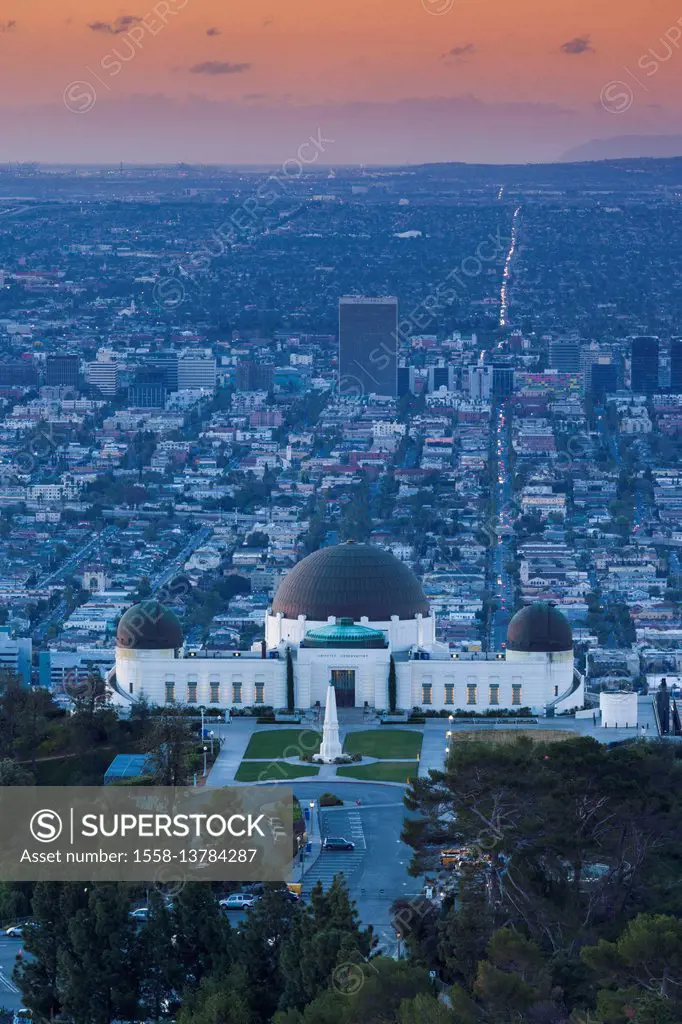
(109, 543, 583, 715)
(338, 297, 398, 398)
(631, 336, 660, 395)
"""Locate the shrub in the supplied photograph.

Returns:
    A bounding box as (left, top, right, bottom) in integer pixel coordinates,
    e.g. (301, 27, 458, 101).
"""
(351, 752, 362, 762)
(300, 752, 313, 763)
(319, 792, 343, 807)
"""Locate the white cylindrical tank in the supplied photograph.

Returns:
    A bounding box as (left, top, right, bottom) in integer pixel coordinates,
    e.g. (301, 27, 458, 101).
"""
(600, 692, 637, 729)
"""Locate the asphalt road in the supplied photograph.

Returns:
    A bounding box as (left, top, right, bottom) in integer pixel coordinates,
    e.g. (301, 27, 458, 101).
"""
(293, 781, 421, 952)
(490, 405, 514, 651)
(0, 936, 24, 1014)
(37, 525, 118, 589)
(151, 526, 213, 592)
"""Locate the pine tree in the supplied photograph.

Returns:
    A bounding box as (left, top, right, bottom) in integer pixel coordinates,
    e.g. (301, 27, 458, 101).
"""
(388, 655, 397, 712)
(177, 965, 257, 1024)
(286, 647, 295, 712)
(278, 877, 374, 1012)
(237, 885, 300, 1020)
(171, 882, 232, 990)
(138, 888, 180, 1021)
(57, 883, 139, 1024)
(0, 758, 34, 785)
(147, 709, 194, 787)
(15, 882, 87, 1020)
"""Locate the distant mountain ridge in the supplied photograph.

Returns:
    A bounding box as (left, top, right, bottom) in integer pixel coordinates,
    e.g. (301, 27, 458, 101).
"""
(561, 135, 682, 162)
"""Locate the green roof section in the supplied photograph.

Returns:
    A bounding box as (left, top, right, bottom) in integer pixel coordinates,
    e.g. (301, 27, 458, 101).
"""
(302, 617, 387, 648)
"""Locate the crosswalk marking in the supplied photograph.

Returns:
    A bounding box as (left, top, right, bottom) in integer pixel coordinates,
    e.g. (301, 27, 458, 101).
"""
(302, 809, 367, 893)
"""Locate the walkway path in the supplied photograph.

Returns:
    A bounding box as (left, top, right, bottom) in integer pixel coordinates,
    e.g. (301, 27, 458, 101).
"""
(419, 722, 450, 777)
(204, 718, 258, 786)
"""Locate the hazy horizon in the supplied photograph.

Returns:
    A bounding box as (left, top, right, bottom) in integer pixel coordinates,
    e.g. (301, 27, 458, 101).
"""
(1, 0, 681, 164)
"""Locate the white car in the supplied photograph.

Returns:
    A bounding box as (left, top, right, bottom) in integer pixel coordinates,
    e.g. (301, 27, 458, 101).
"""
(220, 893, 258, 910)
(13, 1011, 33, 1023)
(129, 907, 149, 921)
(6, 925, 25, 938)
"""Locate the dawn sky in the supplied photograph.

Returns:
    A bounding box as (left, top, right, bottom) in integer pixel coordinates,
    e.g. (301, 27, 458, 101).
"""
(1, 0, 681, 163)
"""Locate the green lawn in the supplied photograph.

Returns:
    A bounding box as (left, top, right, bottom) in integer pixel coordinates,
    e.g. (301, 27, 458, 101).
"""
(243, 729, 321, 760)
(343, 730, 423, 760)
(235, 761, 320, 782)
(336, 761, 419, 784)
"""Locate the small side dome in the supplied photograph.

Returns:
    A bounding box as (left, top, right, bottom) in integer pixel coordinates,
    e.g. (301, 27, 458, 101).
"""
(507, 602, 572, 653)
(116, 600, 183, 651)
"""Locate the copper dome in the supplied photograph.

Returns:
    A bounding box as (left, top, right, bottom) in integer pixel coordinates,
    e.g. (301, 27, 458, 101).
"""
(116, 600, 183, 651)
(272, 542, 430, 621)
(507, 603, 573, 653)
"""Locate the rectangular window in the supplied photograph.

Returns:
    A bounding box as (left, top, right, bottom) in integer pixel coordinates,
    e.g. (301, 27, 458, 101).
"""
(232, 681, 242, 704)
(187, 681, 197, 703)
(489, 683, 499, 706)
(466, 684, 477, 706)
(165, 681, 175, 704)
(210, 681, 220, 704)
(444, 683, 454, 705)
(422, 683, 432, 705)
(254, 682, 265, 704)
(512, 683, 522, 706)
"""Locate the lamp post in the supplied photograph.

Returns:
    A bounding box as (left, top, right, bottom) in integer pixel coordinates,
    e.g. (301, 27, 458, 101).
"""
(203, 745, 208, 777)
(200, 706, 205, 739)
(395, 930, 402, 959)
(208, 730, 215, 755)
(309, 801, 315, 836)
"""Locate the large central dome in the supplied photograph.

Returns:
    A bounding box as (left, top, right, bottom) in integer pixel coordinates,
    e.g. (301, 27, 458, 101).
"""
(272, 542, 430, 621)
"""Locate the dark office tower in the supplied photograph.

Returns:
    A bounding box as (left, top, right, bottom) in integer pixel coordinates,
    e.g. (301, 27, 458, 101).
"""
(591, 361, 618, 402)
(0, 359, 38, 386)
(631, 336, 660, 394)
(670, 339, 682, 393)
(236, 360, 274, 391)
(147, 355, 179, 391)
(397, 365, 414, 397)
(45, 355, 79, 388)
(338, 296, 398, 398)
(549, 338, 581, 373)
(128, 372, 166, 409)
(492, 365, 515, 398)
(427, 363, 455, 392)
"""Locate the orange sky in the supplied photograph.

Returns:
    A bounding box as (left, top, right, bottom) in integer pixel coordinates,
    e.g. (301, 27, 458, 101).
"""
(1, 0, 681, 162)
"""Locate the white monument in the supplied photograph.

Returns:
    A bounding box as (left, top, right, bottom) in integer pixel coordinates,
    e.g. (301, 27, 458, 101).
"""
(315, 684, 343, 762)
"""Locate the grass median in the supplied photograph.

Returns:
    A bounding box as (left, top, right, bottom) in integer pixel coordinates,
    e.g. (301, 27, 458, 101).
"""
(243, 729, 321, 759)
(343, 730, 423, 760)
(335, 761, 419, 783)
(235, 760, 320, 782)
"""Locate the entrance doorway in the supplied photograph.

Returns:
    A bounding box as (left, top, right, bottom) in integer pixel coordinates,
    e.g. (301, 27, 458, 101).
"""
(331, 669, 356, 708)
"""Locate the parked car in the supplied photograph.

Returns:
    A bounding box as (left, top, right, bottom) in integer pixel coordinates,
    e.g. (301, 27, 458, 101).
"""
(129, 907, 149, 921)
(12, 1011, 33, 1023)
(220, 893, 258, 910)
(268, 816, 288, 842)
(322, 837, 355, 851)
(5, 925, 26, 938)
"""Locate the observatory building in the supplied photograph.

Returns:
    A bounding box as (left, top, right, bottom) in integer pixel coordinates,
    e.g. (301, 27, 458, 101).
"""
(109, 542, 583, 714)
